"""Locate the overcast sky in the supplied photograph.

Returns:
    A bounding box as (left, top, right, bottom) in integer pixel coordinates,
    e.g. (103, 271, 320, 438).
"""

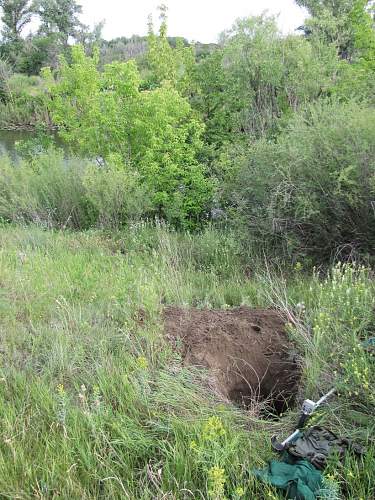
(78, 1, 307, 43)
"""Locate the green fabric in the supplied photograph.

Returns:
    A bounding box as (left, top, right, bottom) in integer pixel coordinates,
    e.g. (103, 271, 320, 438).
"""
(253, 426, 365, 498)
(253, 459, 323, 500)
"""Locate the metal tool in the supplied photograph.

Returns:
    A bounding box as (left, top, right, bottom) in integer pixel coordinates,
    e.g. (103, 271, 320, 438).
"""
(297, 388, 336, 428)
(271, 429, 301, 452)
(271, 388, 336, 452)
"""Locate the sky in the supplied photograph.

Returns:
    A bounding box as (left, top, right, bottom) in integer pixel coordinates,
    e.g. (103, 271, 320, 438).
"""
(79, 1, 307, 43)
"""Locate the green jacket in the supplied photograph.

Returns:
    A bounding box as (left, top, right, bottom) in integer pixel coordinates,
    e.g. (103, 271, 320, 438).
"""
(253, 459, 323, 500)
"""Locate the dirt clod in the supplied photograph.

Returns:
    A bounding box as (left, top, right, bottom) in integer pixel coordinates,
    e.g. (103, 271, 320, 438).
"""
(163, 306, 300, 414)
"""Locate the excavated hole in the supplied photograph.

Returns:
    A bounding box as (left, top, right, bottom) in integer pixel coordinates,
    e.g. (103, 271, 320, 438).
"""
(163, 306, 300, 416)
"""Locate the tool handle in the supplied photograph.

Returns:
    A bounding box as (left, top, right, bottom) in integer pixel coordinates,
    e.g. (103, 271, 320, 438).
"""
(316, 388, 336, 407)
(296, 412, 309, 429)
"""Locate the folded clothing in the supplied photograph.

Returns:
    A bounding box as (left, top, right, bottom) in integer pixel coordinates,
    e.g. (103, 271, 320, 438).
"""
(287, 426, 366, 470)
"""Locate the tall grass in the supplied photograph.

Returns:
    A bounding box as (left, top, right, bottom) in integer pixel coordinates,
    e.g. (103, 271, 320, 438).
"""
(0, 224, 374, 498)
(0, 151, 148, 230)
(0, 73, 51, 130)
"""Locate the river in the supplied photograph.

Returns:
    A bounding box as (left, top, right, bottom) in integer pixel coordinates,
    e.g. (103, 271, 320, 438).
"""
(0, 130, 65, 160)
(0, 130, 36, 159)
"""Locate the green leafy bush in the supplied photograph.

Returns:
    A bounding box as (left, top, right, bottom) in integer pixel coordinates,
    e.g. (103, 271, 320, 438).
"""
(229, 100, 375, 261)
(43, 46, 212, 228)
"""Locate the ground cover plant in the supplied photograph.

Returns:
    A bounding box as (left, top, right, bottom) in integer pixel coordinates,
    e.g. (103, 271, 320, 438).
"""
(0, 224, 374, 498)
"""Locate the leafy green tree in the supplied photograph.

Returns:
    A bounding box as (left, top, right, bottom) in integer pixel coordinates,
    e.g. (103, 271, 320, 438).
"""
(194, 14, 338, 148)
(15, 33, 53, 74)
(296, 0, 355, 16)
(318, 1, 375, 100)
(44, 45, 211, 228)
(0, 0, 32, 41)
(0, 0, 32, 65)
(146, 4, 196, 95)
(297, 0, 374, 60)
(33, 0, 83, 45)
(349, 0, 375, 65)
(193, 49, 232, 147)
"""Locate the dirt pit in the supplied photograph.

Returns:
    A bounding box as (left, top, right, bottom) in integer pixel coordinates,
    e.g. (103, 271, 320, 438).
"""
(164, 306, 300, 414)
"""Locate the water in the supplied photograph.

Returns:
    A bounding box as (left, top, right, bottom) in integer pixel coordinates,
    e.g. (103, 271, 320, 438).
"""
(0, 130, 36, 159)
(0, 130, 65, 160)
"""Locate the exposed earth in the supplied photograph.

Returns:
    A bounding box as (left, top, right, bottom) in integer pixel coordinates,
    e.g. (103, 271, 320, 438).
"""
(163, 306, 300, 414)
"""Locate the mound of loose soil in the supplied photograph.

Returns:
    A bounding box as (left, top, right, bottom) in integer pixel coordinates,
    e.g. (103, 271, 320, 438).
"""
(163, 306, 300, 413)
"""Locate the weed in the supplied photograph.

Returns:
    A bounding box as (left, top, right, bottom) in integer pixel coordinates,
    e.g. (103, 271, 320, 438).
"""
(0, 224, 373, 498)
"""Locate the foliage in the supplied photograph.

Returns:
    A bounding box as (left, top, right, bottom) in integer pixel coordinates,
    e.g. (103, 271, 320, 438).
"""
(33, 0, 83, 43)
(146, 5, 196, 95)
(0, 2, 374, 251)
(0, 146, 211, 230)
(0, 150, 155, 228)
(0, 71, 51, 128)
(0, 2, 375, 497)
(83, 155, 151, 228)
(297, 0, 374, 60)
(0, 0, 32, 41)
(192, 49, 233, 148)
(350, 0, 375, 65)
(0, 225, 374, 498)
(98, 35, 148, 67)
(0, 150, 91, 227)
(333, 1, 375, 100)
(14, 126, 55, 158)
(0, 56, 12, 99)
(227, 100, 375, 261)
(0, 0, 93, 73)
(0, 0, 32, 66)
(193, 15, 338, 149)
(44, 45, 212, 228)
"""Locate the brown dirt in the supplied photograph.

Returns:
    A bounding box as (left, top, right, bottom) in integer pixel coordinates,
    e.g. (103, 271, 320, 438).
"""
(163, 306, 300, 413)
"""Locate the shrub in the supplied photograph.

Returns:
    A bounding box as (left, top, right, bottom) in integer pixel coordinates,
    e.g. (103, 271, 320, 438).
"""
(229, 100, 375, 262)
(83, 155, 151, 227)
(0, 73, 51, 129)
(0, 150, 152, 229)
(43, 46, 212, 228)
(0, 150, 91, 228)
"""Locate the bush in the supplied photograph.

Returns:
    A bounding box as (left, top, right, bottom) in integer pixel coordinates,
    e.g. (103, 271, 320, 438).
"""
(43, 46, 212, 229)
(0, 151, 150, 229)
(0, 150, 91, 228)
(0, 73, 51, 129)
(229, 100, 375, 262)
(83, 156, 151, 227)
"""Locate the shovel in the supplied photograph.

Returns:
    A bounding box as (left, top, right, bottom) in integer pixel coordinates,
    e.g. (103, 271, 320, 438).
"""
(271, 388, 336, 452)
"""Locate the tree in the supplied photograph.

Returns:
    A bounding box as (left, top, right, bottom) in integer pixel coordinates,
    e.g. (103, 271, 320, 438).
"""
(33, 0, 83, 45)
(297, 0, 374, 60)
(297, 1, 374, 99)
(349, 0, 375, 65)
(194, 15, 338, 146)
(0, 0, 32, 66)
(296, 0, 355, 16)
(146, 4, 196, 95)
(43, 46, 212, 228)
(0, 0, 32, 41)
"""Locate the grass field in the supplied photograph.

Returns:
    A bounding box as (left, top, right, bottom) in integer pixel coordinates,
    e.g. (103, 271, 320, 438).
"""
(0, 223, 374, 499)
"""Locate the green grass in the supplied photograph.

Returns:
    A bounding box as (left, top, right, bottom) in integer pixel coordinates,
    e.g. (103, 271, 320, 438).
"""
(0, 223, 374, 499)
